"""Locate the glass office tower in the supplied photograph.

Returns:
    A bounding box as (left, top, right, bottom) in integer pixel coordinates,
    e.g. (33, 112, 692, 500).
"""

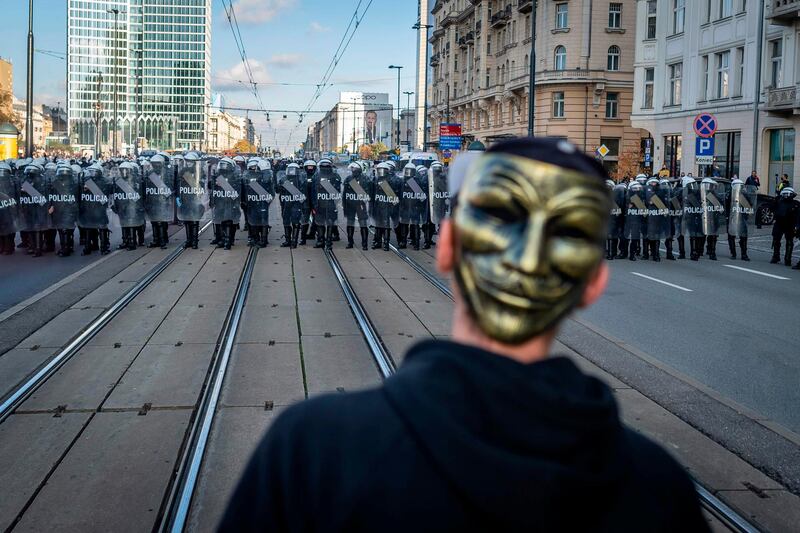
(68, 0, 211, 153)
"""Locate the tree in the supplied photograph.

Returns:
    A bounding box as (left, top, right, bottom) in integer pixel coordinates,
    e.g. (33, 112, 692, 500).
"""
(614, 148, 642, 182)
(0, 91, 21, 129)
(368, 141, 389, 160)
(358, 144, 372, 160)
(232, 139, 257, 154)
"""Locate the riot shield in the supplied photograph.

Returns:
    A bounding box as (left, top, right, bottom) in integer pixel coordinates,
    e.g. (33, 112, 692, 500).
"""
(19, 164, 50, 232)
(728, 182, 758, 237)
(645, 181, 670, 240)
(371, 165, 401, 229)
(682, 182, 704, 237)
(145, 154, 174, 222)
(667, 181, 683, 238)
(607, 184, 626, 239)
(399, 165, 421, 225)
(177, 154, 207, 222)
(50, 164, 79, 230)
(0, 163, 18, 235)
(428, 163, 450, 225)
(700, 179, 726, 236)
(78, 164, 111, 229)
(343, 166, 372, 226)
(624, 184, 646, 240)
(277, 167, 305, 226)
(113, 162, 145, 227)
(313, 168, 342, 226)
(211, 158, 242, 224)
(244, 165, 274, 227)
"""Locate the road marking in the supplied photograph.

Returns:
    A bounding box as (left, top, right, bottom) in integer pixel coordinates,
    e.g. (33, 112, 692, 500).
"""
(631, 272, 693, 292)
(723, 264, 791, 280)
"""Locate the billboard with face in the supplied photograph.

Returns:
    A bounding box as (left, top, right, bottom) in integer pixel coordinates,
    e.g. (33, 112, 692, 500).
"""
(340, 92, 394, 150)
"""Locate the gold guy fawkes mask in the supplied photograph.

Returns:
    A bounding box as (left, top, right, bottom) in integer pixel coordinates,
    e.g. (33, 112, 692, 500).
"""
(452, 153, 611, 344)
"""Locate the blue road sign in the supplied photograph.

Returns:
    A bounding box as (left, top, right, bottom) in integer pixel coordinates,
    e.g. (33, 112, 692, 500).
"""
(695, 136, 715, 165)
(439, 136, 462, 150)
(693, 113, 718, 138)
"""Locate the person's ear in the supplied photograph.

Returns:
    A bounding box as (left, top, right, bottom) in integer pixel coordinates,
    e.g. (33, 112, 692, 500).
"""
(579, 261, 608, 308)
(436, 219, 455, 274)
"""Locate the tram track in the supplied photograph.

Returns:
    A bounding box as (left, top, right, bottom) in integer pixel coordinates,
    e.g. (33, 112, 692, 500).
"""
(378, 240, 760, 533)
(0, 221, 213, 424)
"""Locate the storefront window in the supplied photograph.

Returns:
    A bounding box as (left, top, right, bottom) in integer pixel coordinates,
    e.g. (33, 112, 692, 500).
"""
(706, 131, 740, 180)
(664, 135, 682, 176)
(768, 128, 795, 194)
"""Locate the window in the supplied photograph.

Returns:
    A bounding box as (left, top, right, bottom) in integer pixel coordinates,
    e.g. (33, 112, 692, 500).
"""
(712, 131, 741, 180)
(719, 0, 732, 18)
(770, 39, 783, 88)
(608, 3, 622, 28)
(607, 46, 620, 71)
(673, 0, 685, 34)
(715, 51, 730, 98)
(525, 15, 531, 38)
(485, 69, 490, 87)
(487, 35, 491, 54)
(553, 91, 565, 118)
(606, 93, 619, 118)
(735, 47, 744, 96)
(664, 135, 682, 176)
(669, 62, 682, 105)
(643, 67, 654, 108)
(554, 46, 567, 70)
(768, 129, 795, 194)
(705, 0, 713, 22)
(600, 138, 620, 174)
(555, 3, 568, 29)
(646, 0, 657, 39)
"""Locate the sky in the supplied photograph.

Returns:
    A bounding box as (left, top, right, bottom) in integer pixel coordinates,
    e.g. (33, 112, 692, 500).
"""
(1, 0, 420, 153)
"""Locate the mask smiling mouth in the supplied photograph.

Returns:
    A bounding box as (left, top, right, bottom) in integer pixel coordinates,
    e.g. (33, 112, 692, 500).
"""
(470, 257, 571, 310)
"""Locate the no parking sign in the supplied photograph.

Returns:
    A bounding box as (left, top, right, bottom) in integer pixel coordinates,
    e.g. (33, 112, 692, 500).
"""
(693, 113, 718, 138)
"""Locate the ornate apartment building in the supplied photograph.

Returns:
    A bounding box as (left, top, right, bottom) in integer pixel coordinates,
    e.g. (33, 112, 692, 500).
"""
(427, 0, 644, 173)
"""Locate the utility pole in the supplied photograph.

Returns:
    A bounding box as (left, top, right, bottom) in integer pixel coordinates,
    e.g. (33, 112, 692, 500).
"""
(352, 96, 358, 153)
(527, 1, 537, 137)
(389, 65, 403, 150)
(403, 91, 414, 147)
(107, 8, 123, 156)
(25, 0, 34, 157)
(413, 19, 433, 150)
(94, 71, 103, 157)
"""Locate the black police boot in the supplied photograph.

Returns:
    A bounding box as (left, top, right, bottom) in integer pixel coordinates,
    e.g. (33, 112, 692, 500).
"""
(740, 238, 749, 261)
(118, 228, 129, 250)
(191, 222, 200, 249)
(793, 261, 800, 270)
(728, 236, 737, 259)
(56, 229, 66, 257)
(31, 231, 42, 257)
(372, 229, 382, 249)
(259, 227, 269, 248)
(314, 224, 325, 248)
(707, 236, 717, 260)
(665, 239, 675, 260)
(383, 228, 390, 251)
(651, 241, 660, 262)
(149, 223, 160, 248)
(628, 240, 637, 261)
(137, 225, 145, 246)
(423, 225, 434, 249)
(397, 224, 407, 249)
(78, 227, 86, 247)
(332, 226, 340, 242)
(281, 225, 292, 247)
(127, 227, 137, 251)
(299, 224, 308, 245)
(785, 240, 794, 266)
(44, 229, 56, 253)
(411, 226, 420, 251)
(361, 227, 369, 251)
(184, 224, 193, 248)
(100, 229, 111, 255)
(770, 237, 781, 263)
(642, 238, 649, 260)
(160, 223, 169, 250)
(346, 226, 355, 248)
(605, 239, 614, 260)
(19, 231, 29, 249)
(291, 225, 300, 249)
(616, 238, 628, 259)
(65, 230, 75, 256)
(82, 229, 93, 255)
(210, 224, 220, 246)
(325, 226, 334, 250)
(677, 236, 686, 259)
(226, 222, 236, 250)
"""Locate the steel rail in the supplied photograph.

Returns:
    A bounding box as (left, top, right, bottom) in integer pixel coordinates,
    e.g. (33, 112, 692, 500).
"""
(159, 245, 259, 533)
(325, 248, 395, 379)
(0, 221, 212, 424)
(386, 242, 761, 533)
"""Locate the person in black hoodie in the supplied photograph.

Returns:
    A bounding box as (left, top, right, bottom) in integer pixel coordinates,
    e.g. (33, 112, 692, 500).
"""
(219, 138, 708, 532)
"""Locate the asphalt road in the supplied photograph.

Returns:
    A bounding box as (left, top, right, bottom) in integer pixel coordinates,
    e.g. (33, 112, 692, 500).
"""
(579, 232, 800, 434)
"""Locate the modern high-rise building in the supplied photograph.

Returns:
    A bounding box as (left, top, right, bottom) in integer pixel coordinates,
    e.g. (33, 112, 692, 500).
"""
(67, 0, 211, 153)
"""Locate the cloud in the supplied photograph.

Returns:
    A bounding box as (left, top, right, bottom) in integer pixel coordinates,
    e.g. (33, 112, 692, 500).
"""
(214, 59, 271, 90)
(308, 21, 331, 33)
(267, 53, 305, 69)
(230, 0, 296, 24)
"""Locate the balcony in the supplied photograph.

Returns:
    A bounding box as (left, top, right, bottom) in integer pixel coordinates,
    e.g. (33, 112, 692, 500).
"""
(475, 20, 482, 35)
(768, 0, 800, 24)
(458, 31, 475, 48)
(766, 85, 799, 113)
(429, 53, 441, 67)
(429, 27, 445, 43)
(456, 5, 474, 23)
(519, 0, 533, 13)
(490, 5, 512, 28)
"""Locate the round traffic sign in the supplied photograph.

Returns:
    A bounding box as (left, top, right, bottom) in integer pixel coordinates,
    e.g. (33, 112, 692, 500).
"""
(693, 113, 718, 138)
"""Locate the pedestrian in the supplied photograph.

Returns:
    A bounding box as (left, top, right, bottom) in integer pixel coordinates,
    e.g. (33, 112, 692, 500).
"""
(771, 187, 799, 265)
(777, 173, 791, 194)
(658, 164, 670, 178)
(219, 137, 708, 533)
(746, 170, 761, 189)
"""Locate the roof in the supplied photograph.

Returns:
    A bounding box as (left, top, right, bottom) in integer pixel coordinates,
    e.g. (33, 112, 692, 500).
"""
(0, 122, 20, 135)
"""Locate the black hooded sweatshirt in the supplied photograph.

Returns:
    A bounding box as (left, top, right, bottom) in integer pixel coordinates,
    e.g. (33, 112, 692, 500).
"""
(219, 340, 708, 532)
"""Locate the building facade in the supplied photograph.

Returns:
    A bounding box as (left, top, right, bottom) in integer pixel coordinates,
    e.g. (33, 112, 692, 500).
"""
(0, 57, 13, 119)
(631, 0, 800, 194)
(306, 92, 395, 156)
(427, 0, 644, 175)
(207, 107, 247, 152)
(67, 0, 212, 153)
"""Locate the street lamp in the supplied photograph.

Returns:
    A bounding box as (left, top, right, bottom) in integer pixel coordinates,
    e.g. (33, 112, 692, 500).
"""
(412, 22, 432, 150)
(388, 65, 403, 150)
(25, 0, 34, 157)
(107, 8, 125, 155)
(403, 91, 414, 147)
(527, 1, 538, 137)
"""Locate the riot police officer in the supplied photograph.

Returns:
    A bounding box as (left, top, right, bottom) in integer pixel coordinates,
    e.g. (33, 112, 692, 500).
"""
(19, 162, 49, 257)
(426, 161, 448, 249)
(278, 163, 305, 248)
(211, 157, 242, 250)
(177, 152, 206, 249)
(243, 158, 274, 248)
(0, 162, 18, 255)
(644, 178, 669, 262)
(113, 161, 145, 251)
(700, 177, 726, 261)
(371, 162, 400, 251)
(624, 181, 646, 261)
(727, 177, 757, 261)
(312, 158, 342, 250)
(606, 180, 624, 260)
(665, 178, 685, 260)
(50, 163, 80, 257)
(78, 163, 112, 255)
(145, 153, 174, 250)
(771, 187, 799, 265)
(343, 161, 371, 250)
(301, 160, 317, 245)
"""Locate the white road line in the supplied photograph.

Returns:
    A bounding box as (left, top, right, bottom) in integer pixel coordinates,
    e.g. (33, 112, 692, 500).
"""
(723, 264, 791, 280)
(631, 272, 694, 292)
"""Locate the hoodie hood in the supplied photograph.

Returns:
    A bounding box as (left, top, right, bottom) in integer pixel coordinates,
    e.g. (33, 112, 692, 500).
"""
(383, 340, 630, 529)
